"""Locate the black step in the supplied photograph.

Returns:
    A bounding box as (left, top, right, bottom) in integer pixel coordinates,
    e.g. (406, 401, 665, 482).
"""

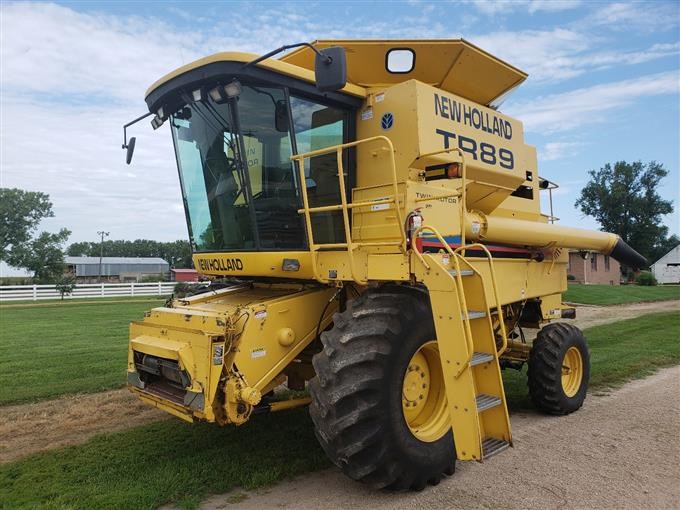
(482, 437, 510, 459)
(476, 394, 501, 412)
(470, 352, 494, 366)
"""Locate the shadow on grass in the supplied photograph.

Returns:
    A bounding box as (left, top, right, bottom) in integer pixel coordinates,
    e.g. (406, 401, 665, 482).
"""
(0, 410, 329, 510)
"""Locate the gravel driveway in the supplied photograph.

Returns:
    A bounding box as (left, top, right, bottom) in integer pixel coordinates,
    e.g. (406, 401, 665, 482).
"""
(201, 365, 680, 510)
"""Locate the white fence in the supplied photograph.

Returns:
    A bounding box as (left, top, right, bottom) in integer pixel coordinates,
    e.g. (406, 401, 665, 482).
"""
(0, 282, 180, 302)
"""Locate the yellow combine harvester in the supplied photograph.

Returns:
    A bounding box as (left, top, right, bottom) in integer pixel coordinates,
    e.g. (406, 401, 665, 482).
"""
(122, 40, 646, 490)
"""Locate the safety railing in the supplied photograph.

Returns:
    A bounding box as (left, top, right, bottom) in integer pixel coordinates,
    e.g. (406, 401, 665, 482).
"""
(0, 281, 184, 302)
(412, 224, 509, 374)
(291, 135, 406, 284)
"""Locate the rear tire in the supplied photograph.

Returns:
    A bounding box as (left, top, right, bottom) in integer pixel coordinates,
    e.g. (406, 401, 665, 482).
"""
(528, 322, 590, 415)
(308, 286, 456, 490)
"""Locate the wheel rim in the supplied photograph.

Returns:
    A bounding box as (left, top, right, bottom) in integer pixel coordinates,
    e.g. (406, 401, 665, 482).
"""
(561, 346, 583, 397)
(402, 341, 449, 442)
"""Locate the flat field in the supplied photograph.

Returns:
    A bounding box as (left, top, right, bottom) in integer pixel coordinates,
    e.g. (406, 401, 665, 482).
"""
(564, 283, 680, 305)
(1, 311, 678, 510)
(0, 298, 164, 405)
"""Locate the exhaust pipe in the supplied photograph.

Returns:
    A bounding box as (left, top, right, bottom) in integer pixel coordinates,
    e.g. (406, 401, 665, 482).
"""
(465, 213, 647, 269)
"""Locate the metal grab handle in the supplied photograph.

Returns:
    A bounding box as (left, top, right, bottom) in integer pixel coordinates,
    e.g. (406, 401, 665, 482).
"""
(412, 224, 475, 371)
(455, 243, 509, 356)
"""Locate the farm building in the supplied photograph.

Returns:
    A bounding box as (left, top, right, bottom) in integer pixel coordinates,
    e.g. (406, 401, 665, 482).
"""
(171, 268, 200, 282)
(65, 256, 169, 283)
(651, 245, 680, 284)
(568, 251, 620, 285)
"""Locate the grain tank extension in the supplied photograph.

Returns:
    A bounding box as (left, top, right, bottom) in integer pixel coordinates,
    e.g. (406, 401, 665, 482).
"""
(123, 40, 646, 490)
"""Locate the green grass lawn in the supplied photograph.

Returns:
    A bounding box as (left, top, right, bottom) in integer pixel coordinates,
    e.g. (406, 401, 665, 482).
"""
(1, 311, 678, 509)
(0, 299, 164, 405)
(563, 283, 680, 305)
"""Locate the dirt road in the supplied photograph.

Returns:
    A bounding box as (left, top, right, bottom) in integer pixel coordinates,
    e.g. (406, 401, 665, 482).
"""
(0, 389, 163, 463)
(2, 299, 678, 464)
(570, 299, 680, 330)
(201, 365, 680, 510)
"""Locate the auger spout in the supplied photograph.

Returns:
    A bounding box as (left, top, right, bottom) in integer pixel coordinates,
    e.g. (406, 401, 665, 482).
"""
(465, 212, 647, 269)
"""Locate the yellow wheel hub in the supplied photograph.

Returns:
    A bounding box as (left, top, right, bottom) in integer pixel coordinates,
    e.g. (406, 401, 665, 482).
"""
(402, 341, 449, 442)
(561, 346, 583, 397)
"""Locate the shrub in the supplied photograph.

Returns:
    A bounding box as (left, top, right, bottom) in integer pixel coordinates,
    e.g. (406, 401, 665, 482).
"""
(173, 282, 193, 298)
(636, 271, 657, 286)
(55, 276, 77, 300)
(139, 274, 166, 283)
(567, 274, 576, 281)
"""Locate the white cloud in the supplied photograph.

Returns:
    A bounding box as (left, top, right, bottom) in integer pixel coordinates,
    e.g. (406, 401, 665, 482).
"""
(475, 30, 679, 82)
(1, 1, 678, 245)
(505, 71, 680, 133)
(540, 141, 585, 161)
(1, 94, 185, 242)
(585, 2, 680, 32)
(466, 0, 582, 16)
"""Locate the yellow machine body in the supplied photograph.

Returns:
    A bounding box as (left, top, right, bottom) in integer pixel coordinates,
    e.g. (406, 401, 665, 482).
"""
(127, 39, 644, 470)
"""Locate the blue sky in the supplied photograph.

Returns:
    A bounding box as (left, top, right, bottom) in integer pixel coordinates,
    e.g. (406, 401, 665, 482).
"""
(1, 0, 678, 275)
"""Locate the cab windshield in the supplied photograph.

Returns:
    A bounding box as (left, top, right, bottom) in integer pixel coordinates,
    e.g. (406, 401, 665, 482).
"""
(171, 84, 347, 252)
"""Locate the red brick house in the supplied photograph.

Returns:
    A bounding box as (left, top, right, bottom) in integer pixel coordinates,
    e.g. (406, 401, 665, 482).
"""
(568, 251, 620, 285)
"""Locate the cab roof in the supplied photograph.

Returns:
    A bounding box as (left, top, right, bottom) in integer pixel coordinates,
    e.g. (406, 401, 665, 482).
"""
(145, 39, 527, 109)
(281, 39, 527, 106)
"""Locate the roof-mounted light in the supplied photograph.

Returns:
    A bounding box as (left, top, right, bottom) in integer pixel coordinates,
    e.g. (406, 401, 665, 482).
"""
(208, 86, 223, 102)
(192, 88, 204, 102)
(150, 114, 165, 130)
(223, 80, 242, 98)
(207, 80, 242, 103)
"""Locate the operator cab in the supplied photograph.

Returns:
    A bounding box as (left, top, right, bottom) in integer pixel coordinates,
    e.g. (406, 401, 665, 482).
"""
(141, 52, 362, 254)
(171, 82, 351, 252)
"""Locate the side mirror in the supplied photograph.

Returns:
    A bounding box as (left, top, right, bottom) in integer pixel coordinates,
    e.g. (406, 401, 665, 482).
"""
(126, 137, 136, 165)
(315, 47, 347, 92)
(275, 100, 289, 132)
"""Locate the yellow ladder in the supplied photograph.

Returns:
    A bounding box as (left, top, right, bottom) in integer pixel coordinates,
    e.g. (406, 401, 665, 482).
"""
(413, 226, 512, 462)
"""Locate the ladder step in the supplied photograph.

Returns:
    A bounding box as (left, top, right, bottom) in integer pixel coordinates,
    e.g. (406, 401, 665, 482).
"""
(470, 352, 494, 366)
(476, 394, 501, 412)
(482, 437, 510, 459)
(463, 310, 486, 320)
(448, 269, 474, 277)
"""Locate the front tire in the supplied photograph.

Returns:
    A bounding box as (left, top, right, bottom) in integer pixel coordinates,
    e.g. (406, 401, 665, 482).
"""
(308, 286, 455, 490)
(528, 322, 590, 415)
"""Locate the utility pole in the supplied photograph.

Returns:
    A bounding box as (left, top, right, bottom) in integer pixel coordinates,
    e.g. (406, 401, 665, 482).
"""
(97, 231, 110, 283)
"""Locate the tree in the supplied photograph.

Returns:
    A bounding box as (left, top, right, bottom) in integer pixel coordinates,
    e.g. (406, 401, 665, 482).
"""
(10, 229, 72, 283)
(55, 275, 77, 300)
(0, 188, 53, 261)
(575, 161, 675, 263)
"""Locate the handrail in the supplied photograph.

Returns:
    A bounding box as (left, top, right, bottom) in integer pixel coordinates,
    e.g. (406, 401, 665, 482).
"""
(291, 135, 406, 283)
(412, 224, 475, 371)
(454, 243, 509, 356)
(412, 224, 509, 371)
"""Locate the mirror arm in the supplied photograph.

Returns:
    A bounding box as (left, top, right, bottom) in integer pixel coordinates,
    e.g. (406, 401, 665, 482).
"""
(122, 111, 153, 148)
(241, 42, 331, 71)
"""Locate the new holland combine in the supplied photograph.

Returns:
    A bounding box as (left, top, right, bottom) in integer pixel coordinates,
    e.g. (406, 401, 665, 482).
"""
(122, 40, 646, 490)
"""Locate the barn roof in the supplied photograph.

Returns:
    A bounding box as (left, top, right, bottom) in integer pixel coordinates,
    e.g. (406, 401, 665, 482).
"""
(65, 257, 169, 265)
